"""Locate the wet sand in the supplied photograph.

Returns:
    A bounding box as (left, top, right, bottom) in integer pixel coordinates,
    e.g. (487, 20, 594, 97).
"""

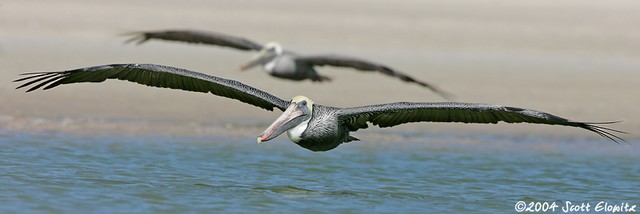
(1, 0, 639, 140)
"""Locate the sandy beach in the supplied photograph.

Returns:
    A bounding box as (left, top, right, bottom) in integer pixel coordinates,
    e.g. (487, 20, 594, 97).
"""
(1, 0, 639, 140)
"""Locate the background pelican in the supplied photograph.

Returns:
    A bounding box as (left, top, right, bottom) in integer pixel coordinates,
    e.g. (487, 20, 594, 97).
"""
(124, 30, 453, 99)
(15, 64, 624, 151)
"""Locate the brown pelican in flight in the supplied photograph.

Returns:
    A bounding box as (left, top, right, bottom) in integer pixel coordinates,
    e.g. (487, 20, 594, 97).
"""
(15, 64, 624, 151)
(124, 30, 453, 99)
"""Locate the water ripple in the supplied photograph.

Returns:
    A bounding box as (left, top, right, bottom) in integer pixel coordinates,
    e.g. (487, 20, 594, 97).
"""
(1, 131, 638, 213)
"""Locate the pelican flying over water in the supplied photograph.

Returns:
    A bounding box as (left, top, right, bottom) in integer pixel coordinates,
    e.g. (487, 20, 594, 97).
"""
(15, 64, 624, 151)
(124, 30, 453, 99)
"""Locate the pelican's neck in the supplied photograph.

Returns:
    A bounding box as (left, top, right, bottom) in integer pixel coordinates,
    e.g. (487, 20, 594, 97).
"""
(263, 59, 278, 72)
(286, 117, 310, 143)
(286, 96, 314, 143)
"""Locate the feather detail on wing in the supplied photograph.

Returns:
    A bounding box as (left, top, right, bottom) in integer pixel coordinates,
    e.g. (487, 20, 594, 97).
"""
(15, 64, 288, 111)
(123, 30, 263, 51)
(337, 102, 626, 143)
(297, 55, 453, 99)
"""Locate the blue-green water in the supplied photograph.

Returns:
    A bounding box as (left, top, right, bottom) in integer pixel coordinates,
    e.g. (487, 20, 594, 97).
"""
(1, 130, 638, 213)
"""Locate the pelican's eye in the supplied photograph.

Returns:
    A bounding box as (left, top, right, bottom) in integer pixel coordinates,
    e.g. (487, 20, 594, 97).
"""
(298, 100, 307, 106)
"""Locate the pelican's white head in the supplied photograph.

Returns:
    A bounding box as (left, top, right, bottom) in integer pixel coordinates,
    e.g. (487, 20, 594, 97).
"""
(263, 42, 283, 55)
(240, 42, 283, 71)
(290, 95, 313, 112)
(257, 96, 313, 144)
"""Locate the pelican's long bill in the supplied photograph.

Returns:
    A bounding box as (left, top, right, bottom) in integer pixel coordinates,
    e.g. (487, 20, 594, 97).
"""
(257, 101, 309, 144)
(240, 50, 275, 71)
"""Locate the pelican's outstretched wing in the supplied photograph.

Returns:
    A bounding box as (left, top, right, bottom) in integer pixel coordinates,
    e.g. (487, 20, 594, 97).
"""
(337, 102, 625, 143)
(15, 64, 289, 111)
(124, 30, 264, 51)
(296, 55, 453, 99)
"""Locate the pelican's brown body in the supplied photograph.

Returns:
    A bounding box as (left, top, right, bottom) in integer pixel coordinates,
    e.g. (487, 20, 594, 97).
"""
(293, 105, 357, 151)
